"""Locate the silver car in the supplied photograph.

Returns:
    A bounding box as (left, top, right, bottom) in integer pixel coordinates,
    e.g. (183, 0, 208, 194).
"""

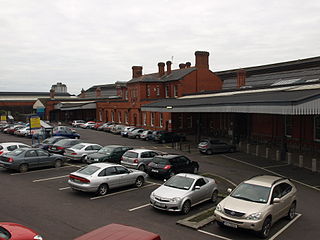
(150, 173, 218, 214)
(121, 149, 164, 172)
(64, 143, 102, 162)
(68, 163, 148, 196)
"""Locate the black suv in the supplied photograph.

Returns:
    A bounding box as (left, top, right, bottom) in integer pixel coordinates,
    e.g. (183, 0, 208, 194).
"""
(154, 131, 186, 144)
(86, 145, 133, 164)
(147, 154, 199, 179)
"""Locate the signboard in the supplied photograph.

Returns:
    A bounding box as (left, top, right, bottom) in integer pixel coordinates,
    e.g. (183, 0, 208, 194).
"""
(30, 116, 41, 129)
(0, 115, 6, 121)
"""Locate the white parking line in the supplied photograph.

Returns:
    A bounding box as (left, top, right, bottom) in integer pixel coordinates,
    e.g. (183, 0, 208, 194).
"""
(59, 186, 71, 191)
(198, 229, 232, 240)
(269, 213, 302, 240)
(264, 164, 290, 169)
(32, 175, 69, 183)
(146, 180, 161, 186)
(202, 173, 237, 187)
(90, 183, 157, 200)
(10, 165, 80, 176)
(222, 155, 320, 192)
(129, 203, 151, 212)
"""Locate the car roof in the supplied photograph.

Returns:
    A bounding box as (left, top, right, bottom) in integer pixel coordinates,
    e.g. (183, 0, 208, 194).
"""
(245, 175, 285, 187)
(102, 145, 124, 148)
(72, 143, 100, 146)
(0, 142, 29, 146)
(90, 162, 122, 168)
(175, 173, 206, 180)
(127, 149, 154, 153)
(155, 154, 181, 159)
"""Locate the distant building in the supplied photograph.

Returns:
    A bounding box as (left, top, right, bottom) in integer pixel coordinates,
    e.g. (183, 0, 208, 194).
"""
(51, 82, 67, 93)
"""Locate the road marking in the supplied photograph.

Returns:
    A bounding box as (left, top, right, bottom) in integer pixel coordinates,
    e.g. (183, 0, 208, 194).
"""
(59, 186, 71, 191)
(10, 165, 79, 176)
(33, 175, 69, 182)
(129, 203, 151, 212)
(264, 164, 290, 169)
(202, 172, 237, 187)
(146, 180, 161, 186)
(198, 229, 232, 240)
(269, 213, 302, 240)
(222, 155, 320, 192)
(90, 183, 157, 200)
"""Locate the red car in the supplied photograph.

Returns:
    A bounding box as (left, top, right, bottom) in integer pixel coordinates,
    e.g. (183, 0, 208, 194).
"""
(0, 222, 43, 240)
(74, 224, 161, 240)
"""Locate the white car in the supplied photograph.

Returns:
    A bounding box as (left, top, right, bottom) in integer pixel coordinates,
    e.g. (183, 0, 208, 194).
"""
(72, 120, 86, 128)
(0, 142, 31, 156)
(14, 127, 31, 137)
(64, 143, 102, 162)
(150, 173, 218, 214)
(80, 121, 96, 129)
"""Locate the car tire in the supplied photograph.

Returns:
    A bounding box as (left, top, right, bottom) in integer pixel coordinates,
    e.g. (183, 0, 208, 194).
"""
(81, 156, 87, 163)
(181, 200, 191, 215)
(97, 184, 109, 196)
(287, 202, 296, 220)
(206, 149, 213, 155)
(55, 159, 63, 168)
(193, 167, 199, 174)
(258, 217, 272, 239)
(19, 164, 28, 173)
(138, 165, 145, 172)
(135, 176, 144, 188)
(211, 190, 219, 203)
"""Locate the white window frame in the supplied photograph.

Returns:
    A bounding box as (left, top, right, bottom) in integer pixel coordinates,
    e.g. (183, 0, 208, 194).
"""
(125, 112, 128, 124)
(147, 86, 150, 97)
(165, 86, 169, 98)
(174, 85, 178, 97)
(118, 111, 122, 123)
(111, 111, 114, 122)
(143, 113, 146, 126)
(159, 113, 163, 128)
(151, 112, 155, 126)
(156, 86, 160, 96)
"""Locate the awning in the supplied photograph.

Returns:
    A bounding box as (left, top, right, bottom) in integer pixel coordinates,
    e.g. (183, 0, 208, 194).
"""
(54, 101, 96, 111)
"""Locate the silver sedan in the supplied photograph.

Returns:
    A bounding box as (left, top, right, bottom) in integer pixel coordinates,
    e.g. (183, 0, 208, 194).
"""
(150, 173, 218, 214)
(68, 163, 148, 196)
(64, 143, 102, 162)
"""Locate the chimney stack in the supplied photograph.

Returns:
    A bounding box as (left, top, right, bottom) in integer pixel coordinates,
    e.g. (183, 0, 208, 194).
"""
(96, 87, 102, 97)
(186, 62, 191, 68)
(132, 66, 143, 78)
(80, 88, 86, 98)
(179, 63, 186, 69)
(237, 69, 246, 88)
(50, 88, 55, 99)
(195, 51, 209, 69)
(166, 61, 172, 75)
(158, 62, 165, 77)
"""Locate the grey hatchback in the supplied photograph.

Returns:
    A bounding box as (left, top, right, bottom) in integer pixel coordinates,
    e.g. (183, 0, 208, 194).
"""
(198, 139, 236, 155)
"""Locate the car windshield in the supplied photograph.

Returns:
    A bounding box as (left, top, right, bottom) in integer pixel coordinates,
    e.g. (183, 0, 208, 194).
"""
(164, 175, 195, 190)
(98, 146, 116, 154)
(0, 226, 10, 240)
(230, 183, 271, 203)
(72, 144, 85, 150)
(55, 139, 72, 146)
(152, 157, 168, 165)
(77, 165, 100, 175)
(123, 151, 138, 158)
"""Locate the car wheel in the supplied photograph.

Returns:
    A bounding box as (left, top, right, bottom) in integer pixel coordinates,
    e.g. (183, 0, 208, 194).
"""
(161, 139, 166, 144)
(287, 202, 296, 220)
(259, 217, 272, 239)
(97, 184, 109, 196)
(138, 165, 145, 172)
(193, 167, 199, 174)
(19, 164, 28, 173)
(181, 200, 191, 214)
(135, 176, 144, 188)
(81, 156, 87, 163)
(206, 149, 213, 155)
(211, 190, 218, 203)
(55, 159, 63, 168)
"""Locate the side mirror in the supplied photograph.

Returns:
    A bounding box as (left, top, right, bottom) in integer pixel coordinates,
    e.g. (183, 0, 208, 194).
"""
(227, 188, 233, 193)
(273, 198, 281, 204)
(194, 186, 201, 191)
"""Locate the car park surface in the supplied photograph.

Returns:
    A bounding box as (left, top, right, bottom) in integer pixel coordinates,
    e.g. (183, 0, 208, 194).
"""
(0, 128, 319, 240)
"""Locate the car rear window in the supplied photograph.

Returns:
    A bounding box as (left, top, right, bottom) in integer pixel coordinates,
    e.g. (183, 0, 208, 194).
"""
(9, 148, 25, 156)
(72, 144, 85, 150)
(0, 146, 3, 150)
(123, 151, 139, 158)
(152, 157, 169, 165)
(77, 165, 100, 175)
(0, 226, 11, 240)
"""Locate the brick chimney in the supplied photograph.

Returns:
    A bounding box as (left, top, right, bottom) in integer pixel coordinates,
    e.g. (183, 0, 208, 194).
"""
(50, 88, 55, 99)
(186, 62, 191, 68)
(179, 63, 186, 69)
(96, 87, 102, 97)
(166, 61, 172, 75)
(158, 62, 165, 77)
(80, 88, 86, 98)
(195, 51, 209, 69)
(132, 66, 143, 78)
(237, 69, 246, 88)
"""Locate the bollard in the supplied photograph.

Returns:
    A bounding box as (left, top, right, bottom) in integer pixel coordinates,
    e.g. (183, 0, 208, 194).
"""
(287, 152, 292, 165)
(276, 150, 280, 161)
(298, 155, 303, 168)
(247, 144, 250, 154)
(312, 158, 317, 172)
(255, 145, 259, 156)
(265, 148, 269, 159)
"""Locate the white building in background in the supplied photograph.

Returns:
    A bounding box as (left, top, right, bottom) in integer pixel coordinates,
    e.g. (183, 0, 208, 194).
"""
(51, 82, 67, 93)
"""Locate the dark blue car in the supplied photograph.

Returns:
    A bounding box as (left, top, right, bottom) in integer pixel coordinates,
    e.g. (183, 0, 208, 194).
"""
(52, 126, 80, 139)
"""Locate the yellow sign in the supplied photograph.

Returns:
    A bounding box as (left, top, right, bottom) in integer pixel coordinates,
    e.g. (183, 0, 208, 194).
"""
(30, 116, 41, 129)
(0, 115, 6, 121)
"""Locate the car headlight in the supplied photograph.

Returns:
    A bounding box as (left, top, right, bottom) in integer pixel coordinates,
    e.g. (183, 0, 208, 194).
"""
(170, 197, 181, 203)
(150, 192, 155, 198)
(215, 204, 223, 212)
(94, 158, 99, 162)
(34, 235, 43, 240)
(246, 212, 262, 220)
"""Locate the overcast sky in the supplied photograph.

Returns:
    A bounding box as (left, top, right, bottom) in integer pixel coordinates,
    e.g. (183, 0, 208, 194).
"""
(0, 0, 320, 95)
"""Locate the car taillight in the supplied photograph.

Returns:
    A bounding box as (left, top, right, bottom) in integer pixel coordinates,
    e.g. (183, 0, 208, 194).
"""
(69, 175, 90, 183)
(57, 146, 64, 150)
(0, 151, 3, 155)
(71, 153, 77, 155)
(8, 157, 14, 163)
(133, 159, 138, 163)
(163, 165, 171, 170)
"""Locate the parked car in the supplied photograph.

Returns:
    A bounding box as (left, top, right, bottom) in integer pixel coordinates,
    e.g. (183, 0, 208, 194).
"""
(48, 139, 81, 155)
(86, 145, 133, 164)
(121, 149, 165, 172)
(214, 175, 297, 238)
(103, 123, 116, 132)
(6, 125, 25, 135)
(80, 121, 96, 129)
(14, 126, 30, 137)
(120, 126, 136, 137)
(72, 120, 86, 128)
(0, 142, 31, 156)
(92, 122, 104, 130)
(128, 128, 144, 139)
(140, 130, 154, 140)
(74, 223, 161, 240)
(32, 136, 68, 150)
(64, 143, 102, 162)
(0, 222, 43, 240)
(53, 126, 80, 139)
(68, 163, 147, 196)
(0, 148, 66, 173)
(154, 131, 186, 143)
(110, 124, 125, 134)
(150, 173, 218, 214)
(147, 155, 199, 179)
(97, 122, 112, 131)
(198, 139, 236, 154)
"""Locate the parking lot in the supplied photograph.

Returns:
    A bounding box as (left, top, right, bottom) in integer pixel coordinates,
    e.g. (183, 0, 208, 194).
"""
(1, 128, 319, 240)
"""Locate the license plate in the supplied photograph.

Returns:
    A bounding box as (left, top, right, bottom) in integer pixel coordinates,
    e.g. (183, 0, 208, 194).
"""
(155, 202, 166, 208)
(223, 221, 238, 228)
(151, 169, 159, 173)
